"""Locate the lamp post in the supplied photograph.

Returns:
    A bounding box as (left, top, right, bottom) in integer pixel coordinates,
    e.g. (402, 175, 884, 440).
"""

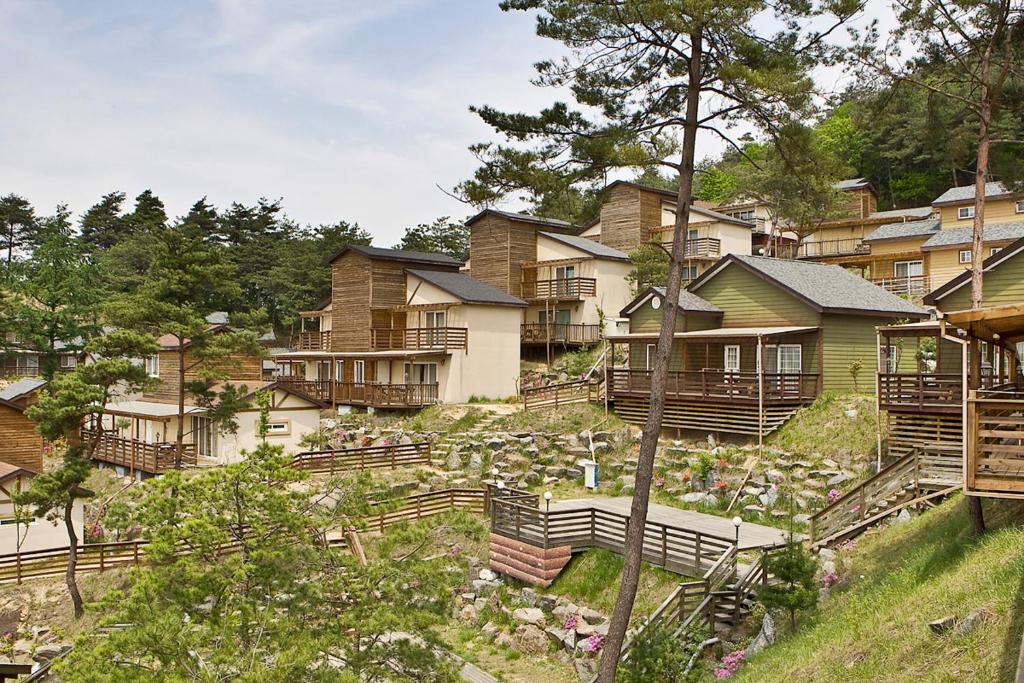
(732, 516, 743, 547)
(544, 490, 552, 513)
(490, 467, 500, 486)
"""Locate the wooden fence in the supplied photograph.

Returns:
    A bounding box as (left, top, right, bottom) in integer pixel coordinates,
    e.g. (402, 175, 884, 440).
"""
(878, 373, 963, 412)
(522, 378, 603, 411)
(966, 390, 1024, 497)
(489, 498, 736, 578)
(82, 429, 197, 474)
(291, 442, 431, 473)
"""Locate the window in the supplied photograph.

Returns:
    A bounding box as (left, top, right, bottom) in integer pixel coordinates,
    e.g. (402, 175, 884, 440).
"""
(645, 344, 656, 371)
(729, 209, 755, 221)
(316, 361, 332, 381)
(682, 265, 700, 282)
(353, 360, 365, 384)
(893, 260, 923, 278)
(406, 362, 437, 385)
(335, 360, 345, 381)
(18, 354, 39, 374)
(959, 250, 972, 264)
(991, 247, 1003, 256)
(724, 345, 741, 373)
(1016, 200, 1024, 214)
(555, 265, 576, 296)
(777, 345, 802, 374)
(266, 420, 290, 436)
(424, 310, 446, 328)
(423, 310, 446, 346)
(880, 346, 898, 374)
(144, 354, 159, 377)
(191, 416, 218, 458)
(958, 206, 975, 220)
(59, 355, 77, 369)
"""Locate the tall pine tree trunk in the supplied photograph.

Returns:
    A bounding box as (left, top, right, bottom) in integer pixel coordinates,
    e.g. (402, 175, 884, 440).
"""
(64, 498, 84, 618)
(597, 29, 703, 683)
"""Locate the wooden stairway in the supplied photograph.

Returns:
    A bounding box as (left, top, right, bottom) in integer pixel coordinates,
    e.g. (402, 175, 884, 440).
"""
(808, 444, 962, 549)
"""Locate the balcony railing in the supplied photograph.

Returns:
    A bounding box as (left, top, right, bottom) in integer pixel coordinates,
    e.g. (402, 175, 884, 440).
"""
(870, 275, 932, 296)
(659, 237, 722, 258)
(370, 327, 468, 351)
(299, 330, 331, 351)
(82, 429, 198, 473)
(521, 323, 602, 346)
(797, 238, 869, 258)
(609, 368, 819, 404)
(276, 378, 439, 408)
(522, 278, 597, 300)
(966, 388, 1024, 497)
(878, 373, 963, 412)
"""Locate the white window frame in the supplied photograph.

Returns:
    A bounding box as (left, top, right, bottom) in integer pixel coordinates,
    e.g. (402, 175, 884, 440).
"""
(724, 345, 741, 373)
(59, 354, 77, 369)
(880, 345, 898, 374)
(958, 206, 975, 220)
(990, 247, 1003, 257)
(335, 360, 345, 381)
(959, 249, 972, 264)
(893, 260, 923, 278)
(1016, 200, 1024, 214)
(144, 355, 159, 378)
(353, 360, 365, 384)
(424, 310, 446, 328)
(266, 419, 291, 436)
(777, 344, 802, 374)
(645, 344, 657, 371)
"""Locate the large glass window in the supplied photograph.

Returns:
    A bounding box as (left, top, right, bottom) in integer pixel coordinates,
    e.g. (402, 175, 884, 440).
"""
(190, 416, 218, 458)
(145, 354, 159, 377)
(778, 345, 802, 374)
(893, 260, 923, 278)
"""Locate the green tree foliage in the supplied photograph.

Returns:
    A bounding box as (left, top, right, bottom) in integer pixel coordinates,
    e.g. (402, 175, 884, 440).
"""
(17, 331, 158, 617)
(693, 164, 738, 204)
(626, 243, 670, 293)
(618, 624, 705, 683)
(0, 193, 36, 268)
(105, 223, 264, 467)
(79, 191, 128, 254)
(395, 216, 469, 261)
(757, 537, 819, 633)
(57, 446, 464, 682)
(0, 207, 101, 380)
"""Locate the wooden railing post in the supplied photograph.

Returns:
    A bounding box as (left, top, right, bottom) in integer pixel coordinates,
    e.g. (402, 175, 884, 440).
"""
(694, 533, 702, 574)
(99, 544, 105, 573)
(858, 487, 866, 521)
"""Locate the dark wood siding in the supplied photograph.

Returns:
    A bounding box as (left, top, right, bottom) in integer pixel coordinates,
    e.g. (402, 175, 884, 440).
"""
(0, 404, 43, 471)
(142, 348, 263, 404)
(331, 251, 373, 351)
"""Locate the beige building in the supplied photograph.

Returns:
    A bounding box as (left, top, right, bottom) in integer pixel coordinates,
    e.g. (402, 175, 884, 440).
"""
(0, 461, 86, 553)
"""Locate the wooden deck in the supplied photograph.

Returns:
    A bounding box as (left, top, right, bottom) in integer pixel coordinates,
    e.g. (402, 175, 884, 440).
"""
(548, 497, 791, 551)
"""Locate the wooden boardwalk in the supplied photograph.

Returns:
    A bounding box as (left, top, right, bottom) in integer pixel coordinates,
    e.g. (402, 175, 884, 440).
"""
(548, 497, 792, 551)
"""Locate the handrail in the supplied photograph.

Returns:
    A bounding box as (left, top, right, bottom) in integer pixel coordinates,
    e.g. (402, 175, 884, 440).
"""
(878, 373, 963, 409)
(520, 322, 602, 345)
(291, 442, 431, 473)
(369, 327, 468, 351)
(522, 277, 597, 299)
(609, 368, 819, 403)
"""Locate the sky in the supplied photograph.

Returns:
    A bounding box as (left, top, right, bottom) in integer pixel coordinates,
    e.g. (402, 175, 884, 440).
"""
(0, 0, 889, 245)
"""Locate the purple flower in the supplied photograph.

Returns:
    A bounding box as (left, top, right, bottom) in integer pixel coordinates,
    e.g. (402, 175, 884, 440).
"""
(820, 570, 840, 588)
(584, 634, 603, 653)
(713, 649, 745, 678)
(563, 616, 578, 631)
(827, 488, 842, 503)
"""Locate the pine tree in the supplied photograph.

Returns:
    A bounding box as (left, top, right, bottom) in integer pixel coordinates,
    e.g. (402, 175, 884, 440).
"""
(395, 216, 470, 260)
(0, 194, 37, 270)
(79, 191, 128, 253)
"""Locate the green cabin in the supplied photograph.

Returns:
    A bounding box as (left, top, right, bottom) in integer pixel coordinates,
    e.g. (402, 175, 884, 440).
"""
(607, 254, 928, 436)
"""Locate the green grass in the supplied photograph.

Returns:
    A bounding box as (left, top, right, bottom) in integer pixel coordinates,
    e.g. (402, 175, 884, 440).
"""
(729, 496, 1024, 682)
(541, 548, 685, 626)
(769, 392, 880, 462)
(496, 402, 624, 435)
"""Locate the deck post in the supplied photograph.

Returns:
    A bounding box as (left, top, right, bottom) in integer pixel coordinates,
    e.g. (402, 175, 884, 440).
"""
(99, 545, 105, 573)
(858, 488, 866, 521)
(876, 330, 884, 472)
(757, 335, 764, 458)
(694, 533, 702, 575)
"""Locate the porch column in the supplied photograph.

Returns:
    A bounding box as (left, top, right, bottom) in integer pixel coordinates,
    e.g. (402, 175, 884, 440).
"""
(876, 329, 883, 472)
(757, 334, 764, 458)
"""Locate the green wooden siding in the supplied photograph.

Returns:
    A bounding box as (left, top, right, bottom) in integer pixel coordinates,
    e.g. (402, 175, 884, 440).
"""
(628, 298, 720, 333)
(692, 264, 820, 328)
(937, 248, 1024, 310)
(821, 314, 904, 392)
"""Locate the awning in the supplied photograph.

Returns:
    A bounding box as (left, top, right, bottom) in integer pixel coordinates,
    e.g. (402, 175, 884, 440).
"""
(605, 326, 819, 341)
(104, 401, 207, 420)
(944, 304, 1024, 345)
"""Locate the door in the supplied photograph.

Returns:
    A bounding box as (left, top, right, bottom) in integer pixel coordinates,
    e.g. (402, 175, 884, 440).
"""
(190, 416, 218, 459)
(555, 309, 571, 340)
(555, 265, 576, 296)
(423, 310, 446, 347)
(353, 360, 365, 384)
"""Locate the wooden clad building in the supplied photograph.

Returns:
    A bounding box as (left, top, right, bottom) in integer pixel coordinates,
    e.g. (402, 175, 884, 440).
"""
(607, 254, 928, 438)
(0, 379, 46, 472)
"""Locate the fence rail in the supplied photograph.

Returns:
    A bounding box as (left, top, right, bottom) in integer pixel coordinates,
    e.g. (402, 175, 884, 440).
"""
(370, 327, 468, 351)
(291, 442, 431, 473)
(276, 378, 439, 407)
(609, 369, 819, 404)
(82, 429, 197, 473)
(522, 278, 597, 300)
(870, 275, 932, 296)
(522, 377, 604, 411)
(966, 392, 1024, 497)
(520, 323, 602, 346)
(797, 238, 869, 258)
(878, 373, 962, 411)
(298, 330, 331, 350)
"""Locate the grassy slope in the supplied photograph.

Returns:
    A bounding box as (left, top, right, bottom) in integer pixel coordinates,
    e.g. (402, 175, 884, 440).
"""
(768, 392, 880, 463)
(730, 497, 1024, 683)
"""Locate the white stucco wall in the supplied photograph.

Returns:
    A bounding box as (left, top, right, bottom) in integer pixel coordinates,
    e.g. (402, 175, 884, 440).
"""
(217, 389, 323, 463)
(0, 481, 85, 553)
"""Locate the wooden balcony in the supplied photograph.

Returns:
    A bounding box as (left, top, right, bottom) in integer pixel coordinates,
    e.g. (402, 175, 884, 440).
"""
(522, 277, 597, 300)
(520, 323, 602, 346)
(369, 327, 468, 351)
(798, 238, 869, 258)
(82, 429, 197, 474)
(870, 275, 932, 296)
(298, 331, 331, 351)
(966, 389, 1024, 498)
(878, 373, 963, 413)
(659, 237, 722, 259)
(609, 368, 819, 404)
(276, 378, 439, 408)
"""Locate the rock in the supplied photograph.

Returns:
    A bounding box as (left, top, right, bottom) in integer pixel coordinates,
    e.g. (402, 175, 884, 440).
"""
(543, 476, 560, 486)
(804, 478, 825, 489)
(512, 607, 546, 626)
(765, 469, 786, 483)
(575, 622, 609, 637)
(553, 603, 579, 623)
(566, 468, 583, 480)
(930, 615, 957, 634)
(33, 645, 67, 662)
(794, 513, 811, 524)
(485, 438, 507, 450)
(745, 610, 777, 656)
(524, 471, 541, 485)
(956, 610, 984, 635)
(473, 579, 501, 595)
(820, 559, 836, 575)
(513, 624, 550, 654)
(579, 607, 605, 624)
(759, 487, 779, 508)
(475, 597, 489, 612)
(592, 441, 611, 453)
(539, 595, 557, 612)
(562, 629, 578, 650)
(774, 459, 793, 469)
(827, 473, 851, 487)
(482, 622, 500, 637)
(545, 626, 568, 647)
(574, 658, 598, 682)
(894, 509, 912, 524)
(818, 548, 836, 561)
(468, 453, 482, 469)
(445, 452, 462, 471)
(495, 632, 515, 649)
(479, 568, 498, 582)
(520, 587, 538, 607)
(682, 492, 708, 504)
(743, 505, 766, 514)
(743, 486, 764, 497)
(460, 604, 478, 623)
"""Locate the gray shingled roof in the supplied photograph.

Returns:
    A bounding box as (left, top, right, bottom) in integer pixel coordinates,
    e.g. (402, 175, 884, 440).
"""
(205, 312, 230, 324)
(466, 208, 574, 229)
(864, 218, 941, 242)
(331, 244, 463, 266)
(932, 182, 1014, 205)
(709, 255, 927, 317)
(921, 221, 1024, 249)
(406, 269, 527, 307)
(538, 232, 630, 261)
(834, 178, 871, 191)
(868, 207, 934, 220)
(0, 378, 46, 401)
(652, 287, 722, 313)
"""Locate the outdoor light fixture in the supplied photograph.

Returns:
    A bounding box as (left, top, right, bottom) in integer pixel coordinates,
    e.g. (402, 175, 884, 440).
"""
(496, 480, 505, 490)
(544, 490, 552, 513)
(490, 467, 500, 485)
(732, 516, 743, 545)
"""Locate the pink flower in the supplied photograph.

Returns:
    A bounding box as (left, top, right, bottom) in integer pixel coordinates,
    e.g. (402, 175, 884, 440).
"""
(563, 616, 578, 631)
(820, 570, 840, 588)
(713, 649, 745, 678)
(851, 504, 861, 514)
(654, 477, 665, 489)
(584, 634, 603, 653)
(827, 488, 842, 503)
(836, 539, 858, 552)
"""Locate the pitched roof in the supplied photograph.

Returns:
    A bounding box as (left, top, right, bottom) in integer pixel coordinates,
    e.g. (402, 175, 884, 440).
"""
(863, 218, 941, 242)
(834, 178, 873, 192)
(0, 378, 46, 402)
(241, 381, 329, 409)
(602, 180, 754, 228)
(328, 244, 464, 267)
(0, 460, 37, 483)
(620, 286, 722, 317)
(689, 205, 755, 228)
(932, 181, 1017, 206)
(921, 221, 1024, 249)
(205, 312, 230, 324)
(924, 235, 1024, 305)
(464, 208, 575, 230)
(405, 269, 527, 307)
(868, 206, 934, 221)
(538, 232, 630, 261)
(690, 254, 929, 318)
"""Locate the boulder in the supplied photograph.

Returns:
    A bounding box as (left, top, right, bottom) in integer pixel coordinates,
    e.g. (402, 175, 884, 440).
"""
(460, 604, 478, 623)
(956, 610, 984, 635)
(468, 453, 482, 470)
(512, 607, 546, 626)
(765, 469, 786, 483)
(553, 602, 579, 623)
(545, 626, 568, 647)
(592, 441, 611, 453)
(579, 607, 605, 624)
(513, 624, 550, 654)
(445, 452, 462, 471)
(929, 615, 957, 635)
(485, 438, 507, 450)
(520, 587, 538, 607)
(745, 611, 777, 656)
(482, 622, 500, 637)
(539, 595, 557, 612)
(32, 645, 67, 662)
(827, 473, 851, 487)
(472, 579, 501, 596)
(575, 622, 609, 637)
